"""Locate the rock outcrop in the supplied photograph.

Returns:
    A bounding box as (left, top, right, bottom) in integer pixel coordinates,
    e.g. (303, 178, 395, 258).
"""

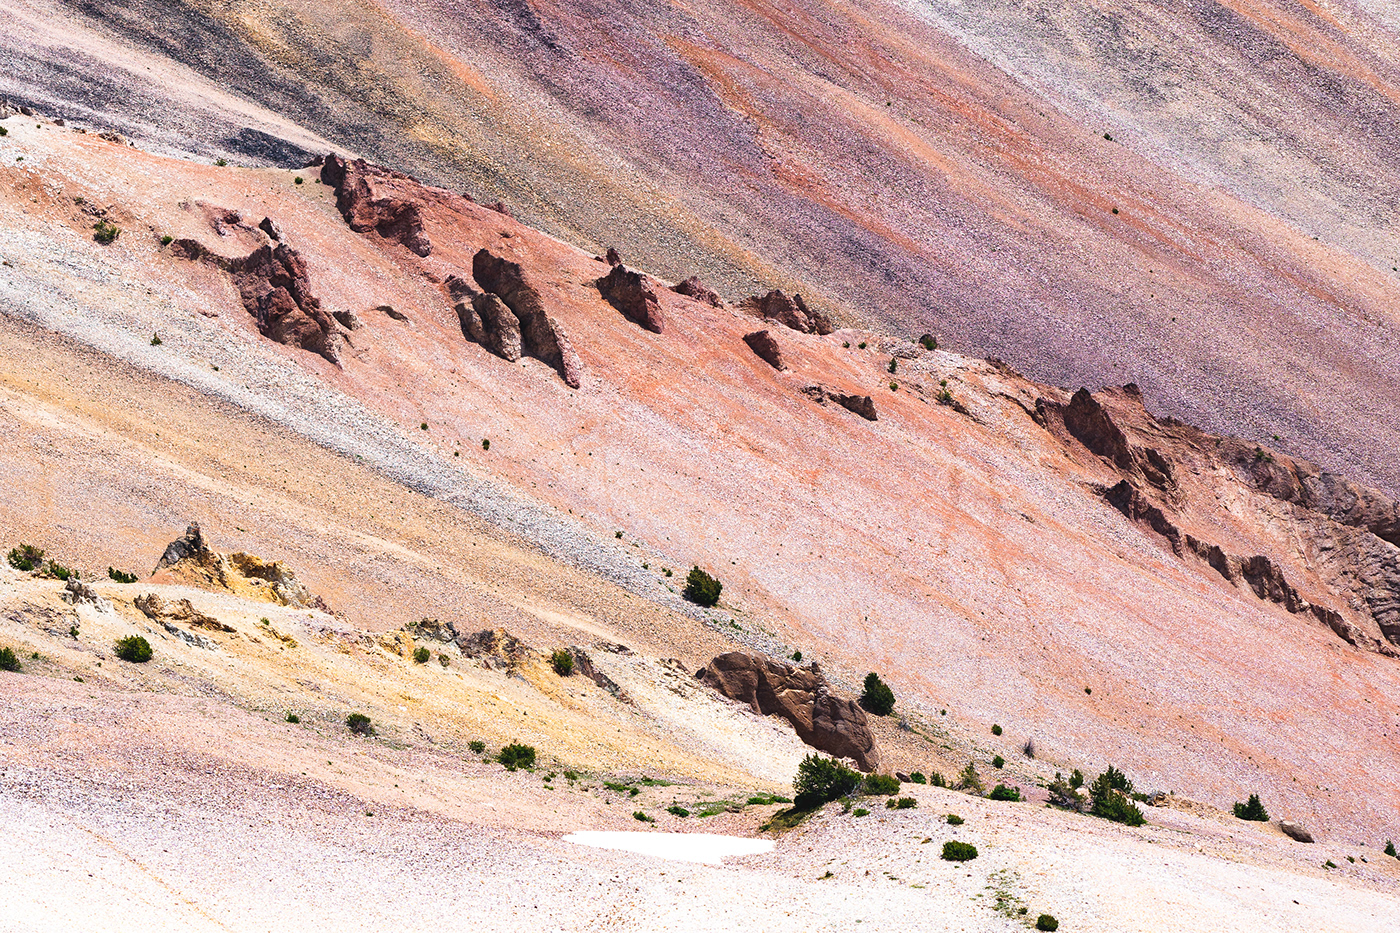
(1060, 386, 1175, 493)
(597, 264, 664, 334)
(697, 651, 880, 770)
(1279, 820, 1314, 843)
(472, 249, 582, 388)
(450, 272, 525, 362)
(802, 385, 877, 421)
(673, 276, 724, 308)
(320, 154, 431, 257)
(746, 289, 834, 335)
(459, 628, 540, 672)
(228, 243, 343, 365)
(60, 579, 110, 612)
(152, 524, 325, 610)
(134, 593, 233, 632)
(743, 330, 787, 370)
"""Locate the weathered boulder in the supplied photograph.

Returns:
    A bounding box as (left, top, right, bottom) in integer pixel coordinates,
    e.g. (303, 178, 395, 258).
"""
(228, 243, 342, 364)
(673, 276, 724, 308)
(152, 524, 325, 610)
(473, 249, 582, 388)
(155, 523, 212, 571)
(60, 579, 111, 612)
(748, 289, 834, 335)
(1279, 820, 1314, 843)
(459, 628, 539, 672)
(133, 593, 233, 632)
(605, 247, 622, 266)
(320, 154, 431, 257)
(697, 651, 880, 771)
(597, 264, 665, 334)
(332, 309, 362, 330)
(257, 216, 283, 242)
(743, 329, 787, 371)
(404, 617, 459, 643)
(802, 385, 877, 421)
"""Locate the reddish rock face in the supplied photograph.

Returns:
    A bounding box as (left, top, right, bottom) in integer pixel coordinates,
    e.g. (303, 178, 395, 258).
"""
(321, 153, 431, 257)
(473, 249, 582, 388)
(597, 264, 665, 334)
(802, 385, 876, 421)
(749, 289, 834, 335)
(743, 329, 786, 370)
(228, 243, 342, 364)
(673, 276, 724, 308)
(698, 651, 880, 771)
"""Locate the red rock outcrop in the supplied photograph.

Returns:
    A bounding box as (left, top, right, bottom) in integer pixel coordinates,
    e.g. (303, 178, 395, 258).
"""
(449, 273, 523, 362)
(597, 264, 664, 334)
(320, 153, 431, 257)
(228, 243, 342, 365)
(802, 385, 876, 421)
(743, 329, 786, 370)
(472, 249, 582, 388)
(698, 651, 880, 771)
(673, 276, 724, 308)
(747, 289, 834, 335)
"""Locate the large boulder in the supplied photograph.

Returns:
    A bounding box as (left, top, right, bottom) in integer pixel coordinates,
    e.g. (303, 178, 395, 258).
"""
(743, 330, 787, 371)
(802, 385, 877, 421)
(228, 243, 343, 364)
(320, 153, 431, 257)
(473, 250, 583, 388)
(597, 264, 665, 334)
(748, 289, 834, 335)
(1279, 820, 1314, 843)
(673, 276, 724, 308)
(697, 651, 880, 771)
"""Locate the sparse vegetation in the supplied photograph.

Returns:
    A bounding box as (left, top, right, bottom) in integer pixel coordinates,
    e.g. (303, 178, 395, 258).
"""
(929, 772, 947, 788)
(1233, 794, 1269, 822)
(42, 560, 73, 581)
(910, 772, 926, 784)
(1384, 840, 1397, 858)
(858, 341, 867, 349)
(412, 646, 431, 664)
(550, 649, 574, 676)
(285, 712, 300, 724)
(8, 544, 44, 572)
(498, 743, 536, 771)
(151, 333, 162, 346)
(1036, 914, 1059, 931)
(991, 723, 1003, 736)
(682, 565, 722, 607)
(114, 635, 152, 663)
(0, 126, 7, 136)
(294, 176, 304, 185)
(633, 810, 654, 822)
(93, 220, 121, 244)
(108, 567, 138, 583)
(887, 796, 916, 809)
(1047, 772, 1086, 812)
(215, 158, 228, 166)
(793, 754, 861, 810)
(863, 773, 900, 796)
(853, 807, 870, 817)
(667, 805, 689, 817)
(919, 334, 937, 351)
(942, 840, 978, 862)
(468, 740, 486, 754)
(0, 646, 21, 672)
(346, 713, 373, 736)
(160, 234, 174, 246)
(887, 357, 897, 374)
(946, 814, 964, 825)
(859, 672, 895, 715)
(988, 784, 1022, 802)
(1088, 765, 1145, 826)
(482, 438, 490, 450)
(790, 650, 802, 662)
(957, 761, 984, 795)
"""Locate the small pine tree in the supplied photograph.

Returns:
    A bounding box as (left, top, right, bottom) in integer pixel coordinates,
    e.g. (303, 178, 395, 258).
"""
(1384, 840, 1397, 858)
(0, 646, 21, 672)
(1089, 766, 1145, 826)
(1232, 794, 1269, 822)
(793, 754, 861, 809)
(859, 672, 895, 716)
(550, 649, 574, 676)
(682, 566, 722, 607)
(957, 761, 984, 796)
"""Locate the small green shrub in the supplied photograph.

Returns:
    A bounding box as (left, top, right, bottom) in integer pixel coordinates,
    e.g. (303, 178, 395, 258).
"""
(215, 158, 228, 167)
(468, 740, 486, 754)
(892, 796, 916, 809)
(853, 807, 870, 817)
(946, 814, 964, 825)
(858, 341, 867, 349)
(294, 176, 304, 185)
(1233, 794, 1269, 822)
(991, 724, 1003, 736)
(919, 334, 937, 351)
(482, 438, 490, 450)
(633, 810, 654, 822)
(346, 713, 373, 735)
(0, 126, 7, 136)
(1047, 772, 1086, 812)
(0, 646, 21, 672)
(859, 672, 895, 716)
(941, 840, 978, 862)
(412, 646, 431, 664)
(160, 235, 174, 246)
(550, 649, 574, 676)
(930, 772, 947, 788)
(1035, 914, 1059, 931)
(790, 650, 802, 662)
(667, 805, 689, 817)
(988, 784, 1022, 802)
(1323, 860, 1337, 869)
(682, 566, 722, 607)
(563, 770, 579, 781)
(1069, 769, 1084, 789)
(8, 544, 44, 572)
(420, 422, 427, 431)
(957, 761, 984, 795)
(114, 635, 152, 663)
(93, 220, 121, 244)
(793, 753, 861, 810)
(438, 653, 450, 667)
(992, 755, 1005, 769)
(285, 712, 300, 723)
(863, 773, 900, 795)
(151, 333, 162, 346)
(108, 567, 138, 583)
(910, 772, 926, 784)
(498, 743, 536, 771)
(937, 388, 955, 406)
(1089, 766, 1145, 826)
(887, 357, 897, 374)
(1385, 840, 1397, 858)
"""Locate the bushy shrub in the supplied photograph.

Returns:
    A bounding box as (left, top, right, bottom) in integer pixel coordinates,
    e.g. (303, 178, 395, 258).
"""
(1035, 914, 1059, 931)
(633, 810, 654, 822)
(93, 220, 121, 244)
(160, 235, 173, 246)
(887, 357, 897, 374)
(859, 672, 895, 716)
(682, 566, 722, 607)
(285, 712, 300, 724)
(482, 438, 490, 451)
(790, 650, 802, 662)
(8, 544, 44, 572)
(991, 724, 1003, 736)
(346, 713, 373, 735)
(988, 784, 1021, 802)
(1089, 766, 1145, 826)
(992, 755, 1005, 769)
(667, 805, 689, 817)
(910, 772, 927, 784)
(891, 797, 916, 809)
(793, 754, 861, 809)
(550, 649, 574, 676)
(930, 772, 947, 788)
(1385, 840, 1397, 858)
(0, 646, 21, 672)
(919, 334, 937, 351)
(1233, 794, 1269, 822)
(468, 740, 486, 754)
(42, 560, 73, 581)
(498, 743, 536, 771)
(956, 761, 984, 795)
(412, 646, 431, 664)
(1047, 772, 1086, 812)
(863, 773, 900, 796)
(438, 654, 450, 667)
(946, 814, 964, 825)
(1069, 768, 1084, 789)
(114, 635, 152, 663)
(853, 807, 870, 817)
(108, 567, 138, 584)
(941, 840, 978, 862)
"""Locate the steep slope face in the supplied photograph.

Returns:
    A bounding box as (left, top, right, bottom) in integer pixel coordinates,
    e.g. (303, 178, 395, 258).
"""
(2, 126, 1399, 846)
(6, 0, 1400, 497)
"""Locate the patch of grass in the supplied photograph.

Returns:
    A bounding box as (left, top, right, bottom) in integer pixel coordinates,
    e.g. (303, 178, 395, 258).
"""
(93, 220, 120, 244)
(114, 635, 152, 663)
(988, 784, 1022, 802)
(682, 566, 722, 607)
(108, 567, 138, 583)
(859, 671, 895, 715)
(550, 649, 574, 676)
(667, 805, 689, 817)
(8, 544, 44, 572)
(468, 740, 486, 754)
(863, 773, 901, 796)
(633, 810, 654, 823)
(0, 646, 21, 672)
(345, 713, 373, 736)
(638, 776, 675, 787)
(1233, 794, 1269, 821)
(941, 840, 978, 862)
(498, 743, 536, 771)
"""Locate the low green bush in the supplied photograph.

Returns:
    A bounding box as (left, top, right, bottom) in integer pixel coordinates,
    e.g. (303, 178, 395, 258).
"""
(793, 753, 861, 810)
(941, 840, 978, 862)
(852, 807, 870, 816)
(859, 672, 895, 716)
(1089, 766, 1145, 826)
(887, 357, 897, 374)
(1385, 840, 1397, 858)
(160, 235, 174, 246)
(108, 567, 138, 584)
(863, 773, 900, 796)
(633, 810, 654, 823)
(346, 713, 373, 735)
(498, 743, 536, 771)
(93, 220, 121, 244)
(988, 784, 1022, 802)
(946, 814, 964, 825)
(991, 724, 1003, 736)
(468, 740, 486, 754)
(992, 755, 1005, 769)
(114, 635, 152, 663)
(888, 797, 916, 809)
(790, 650, 802, 662)
(0, 646, 21, 672)
(8, 544, 44, 572)
(929, 772, 947, 788)
(412, 646, 431, 664)
(667, 805, 689, 817)
(919, 334, 937, 351)
(682, 566, 722, 607)
(1035, 914, 1059, 931)
(910, 772, 927, 784)
(285, 712, 300, 724)
(957, 762, 984, 795)
(1233, 794, 1269, 822)
(550, 649, 574, 676)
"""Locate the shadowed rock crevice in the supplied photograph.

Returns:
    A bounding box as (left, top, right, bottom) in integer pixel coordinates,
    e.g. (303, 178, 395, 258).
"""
(697, 651, 880, 771)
